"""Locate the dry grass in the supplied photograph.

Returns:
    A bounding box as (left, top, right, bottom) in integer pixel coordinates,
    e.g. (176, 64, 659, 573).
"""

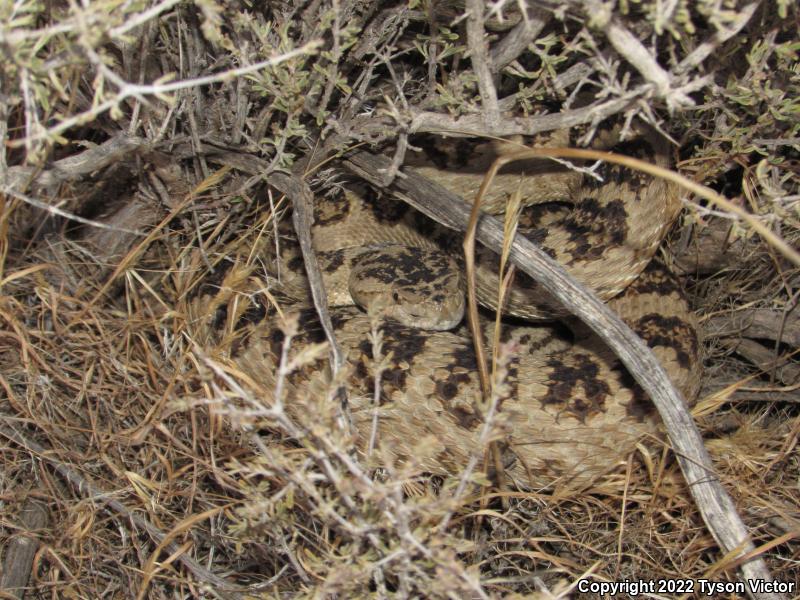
(1, 1, 798, 598)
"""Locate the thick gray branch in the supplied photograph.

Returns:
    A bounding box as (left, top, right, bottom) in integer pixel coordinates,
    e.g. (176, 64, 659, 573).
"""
(489, 6, 550, 72)
(4, 135, 146, 190)
(410, 91, 639, 136)
(465, 0, 500, 128)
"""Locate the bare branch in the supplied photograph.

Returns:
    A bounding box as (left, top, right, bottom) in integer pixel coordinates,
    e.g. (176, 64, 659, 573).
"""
(5, 135, 146, 190)
(677, 1, 761, 73)
(11, 41, 322, 147)
(269, 171, 352, 435)
(584, 1, 693, 110)
(489, 5, 550, 72)
(465, 0, 501, 128)
(410, 89, 641, 136)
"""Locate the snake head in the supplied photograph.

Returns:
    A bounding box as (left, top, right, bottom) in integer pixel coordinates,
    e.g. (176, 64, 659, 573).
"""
(348, 244, 465, 331)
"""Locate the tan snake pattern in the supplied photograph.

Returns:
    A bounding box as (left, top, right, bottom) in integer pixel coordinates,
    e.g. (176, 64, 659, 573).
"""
(190, 128, 701, 487)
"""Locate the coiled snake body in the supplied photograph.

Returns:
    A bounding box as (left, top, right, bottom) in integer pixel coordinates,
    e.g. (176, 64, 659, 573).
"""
(193, 130, 701, 486)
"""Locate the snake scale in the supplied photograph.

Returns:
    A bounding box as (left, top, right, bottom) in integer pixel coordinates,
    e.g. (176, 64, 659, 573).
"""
(191, 128, 702, 487)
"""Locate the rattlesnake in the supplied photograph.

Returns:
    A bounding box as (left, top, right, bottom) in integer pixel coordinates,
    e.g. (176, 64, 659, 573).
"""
(191, 128, 701, 487)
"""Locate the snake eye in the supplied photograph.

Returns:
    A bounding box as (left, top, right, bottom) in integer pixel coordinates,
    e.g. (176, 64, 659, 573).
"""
(391, 291, 400, 302)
